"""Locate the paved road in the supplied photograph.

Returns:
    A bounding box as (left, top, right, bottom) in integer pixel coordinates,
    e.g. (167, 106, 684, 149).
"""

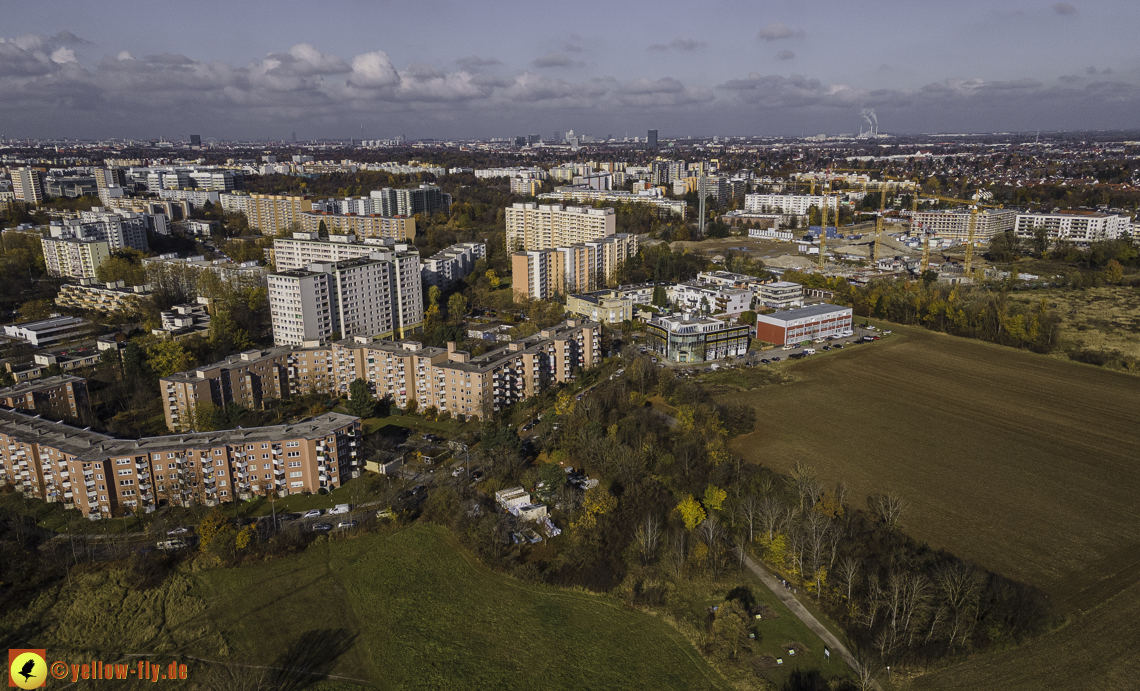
(738, 551, 881, 691)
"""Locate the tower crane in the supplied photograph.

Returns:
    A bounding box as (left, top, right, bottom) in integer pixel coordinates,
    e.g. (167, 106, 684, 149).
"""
(818, 185, 831, 271)
(928, 195, 1005, 277)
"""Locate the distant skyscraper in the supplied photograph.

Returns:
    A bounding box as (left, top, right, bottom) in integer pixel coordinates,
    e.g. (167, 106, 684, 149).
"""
(189, 134, 201, 146)
(292, 131, 297, 142)
(647, 129, 658, 149)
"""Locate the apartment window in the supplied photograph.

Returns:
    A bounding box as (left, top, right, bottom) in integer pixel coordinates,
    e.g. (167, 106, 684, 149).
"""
(117, 469, 132, 476)
(215, 449, 224, 455)
(261, 443, 269, 449)
(287, 451, 300, 458)
(288, 461, 302, 468)
(290, 481, 303, 488)
(116, 458, 130, 465)
(96, 474, 104, 480)
(286, 441, 300, 448)
(119, 479, 134, 486)
(289, 471, 303, 478)
(152, 453, 162, 460)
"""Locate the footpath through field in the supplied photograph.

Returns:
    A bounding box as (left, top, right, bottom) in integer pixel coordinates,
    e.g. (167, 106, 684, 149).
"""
(738, 550, 881, 691)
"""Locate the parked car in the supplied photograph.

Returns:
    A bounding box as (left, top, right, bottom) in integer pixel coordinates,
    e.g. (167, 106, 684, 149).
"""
(410, 484, 426, 496)
(156, 538, 189, 551)
(311, 523, 333, 532)
(376, 508, 394, 519)
(167, 526, 191, 535)
(302, 509, 323, 518)
(760, 358, 770, 364)
(336, 521, 358, 529)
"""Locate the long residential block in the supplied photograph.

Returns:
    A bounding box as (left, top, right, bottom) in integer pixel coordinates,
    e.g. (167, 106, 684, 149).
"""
(159, 320, 601, 430)
(0, 409, 361, 518)
(505, 202, 616, 251)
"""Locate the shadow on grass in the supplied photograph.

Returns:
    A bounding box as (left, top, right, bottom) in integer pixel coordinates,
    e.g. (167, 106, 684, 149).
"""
(271, 628, 359, 690)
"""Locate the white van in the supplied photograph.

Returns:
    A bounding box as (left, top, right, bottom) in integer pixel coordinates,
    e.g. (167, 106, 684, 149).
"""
(329, 504, 351, 515)
(803, 348, 816, 355)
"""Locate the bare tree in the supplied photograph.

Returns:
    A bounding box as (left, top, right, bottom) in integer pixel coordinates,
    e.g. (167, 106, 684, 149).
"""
(786, 460, 818, 511)
(633, 514, 660, 565)
(837, 557, 861, 605)
(757, 494, 789, 541)
(936, 562, 984, 648)
(737, 494, 759, 542)
(667, 529, 687, 578)
(869, 492, 910, 529)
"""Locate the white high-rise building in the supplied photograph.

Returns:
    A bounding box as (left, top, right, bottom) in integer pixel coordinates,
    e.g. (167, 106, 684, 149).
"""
(268, 246, 423, 345)
(46, 208, 149, 253)
(910, 209, 1017, 241)
(422, 242, 487, 289)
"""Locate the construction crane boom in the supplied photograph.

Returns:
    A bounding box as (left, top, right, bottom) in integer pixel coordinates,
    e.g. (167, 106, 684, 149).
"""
(927, 195, 1004, 277)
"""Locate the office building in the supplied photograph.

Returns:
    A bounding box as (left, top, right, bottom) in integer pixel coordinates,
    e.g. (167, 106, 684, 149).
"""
(909, 209, 1017, 241)
(422, 242, 487, 289)
(12, 168, 45, 203)
(41, 235, 111, 279)
(511, 234, 638, 301)
(299, 211, 415, 242)
(505, 203, 616, 251)
(1013, 211, 1131, 245)
(0, 375, 89, 420)
(744, 194, 839, 215)
(648, 129, 658, 148)
(268, 245, 423, 346)
(0, 408, 361, 518)
(756, 304, 853, 346)
(646, 314, 750, 363)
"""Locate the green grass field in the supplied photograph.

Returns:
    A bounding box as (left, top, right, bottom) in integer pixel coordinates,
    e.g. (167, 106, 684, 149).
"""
(713, 322, 1140, 690)
(197, 525, 731, 690)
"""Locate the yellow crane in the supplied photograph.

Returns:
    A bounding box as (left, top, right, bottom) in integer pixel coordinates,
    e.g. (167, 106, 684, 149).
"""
(818, 186, 831, 270)
(929, 195, 1004, 277)
(915, 192, 931, 273)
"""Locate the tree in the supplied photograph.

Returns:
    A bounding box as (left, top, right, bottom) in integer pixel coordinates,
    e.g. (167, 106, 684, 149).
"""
(485, 269, 501, 288)
(209, 311, 253, 357)
(651, 284, 669, 307)
(572, 485, 617, 530)
(869, 492, 910, 529)
(147, 339, 194, 377)
(197, 508, 233, 551)
(538, 462, 567, 494)
(427, 285, 441, 310)
(18, 298, 55, 321)
(95, 252, 147, 285)
(921, 269, 938, 286)
(194, 401, 218, 432)
(703, 484, 727, 512)
(447, 293, 468, 322)
(677, 494, 707, 531)
(1103, 259, 1124, 285)
(988, 230, 1021, 263)
(346, 378, 376, 418)
(633, 514, 661, 564)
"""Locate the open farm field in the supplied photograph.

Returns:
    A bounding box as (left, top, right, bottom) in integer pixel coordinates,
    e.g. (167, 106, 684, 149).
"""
(908, 577, 1140, 691)
(721, 325, 1140, 616)
(1008, 285, 1140, 362)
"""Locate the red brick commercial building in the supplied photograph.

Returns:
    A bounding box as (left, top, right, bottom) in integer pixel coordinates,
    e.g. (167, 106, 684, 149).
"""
(756, 304, 853, 346)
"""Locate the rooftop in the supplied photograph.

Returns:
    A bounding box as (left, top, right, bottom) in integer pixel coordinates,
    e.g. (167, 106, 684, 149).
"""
(761, 303, 852, 322)
(0, 374, 85, 398)
(0, 408, 358, 461)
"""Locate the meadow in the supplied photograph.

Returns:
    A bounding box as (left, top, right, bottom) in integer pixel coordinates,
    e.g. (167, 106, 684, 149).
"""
(1008, 285, 1140, 365)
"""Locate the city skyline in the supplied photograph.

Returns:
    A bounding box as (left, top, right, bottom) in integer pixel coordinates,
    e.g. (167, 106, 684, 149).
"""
(1, 0, 1138, 139)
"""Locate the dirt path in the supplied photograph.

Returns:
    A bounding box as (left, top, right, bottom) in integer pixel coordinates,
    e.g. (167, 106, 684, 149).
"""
(739, 551, 880, 691)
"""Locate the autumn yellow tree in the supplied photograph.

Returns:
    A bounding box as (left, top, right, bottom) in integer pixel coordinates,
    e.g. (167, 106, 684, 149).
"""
(572, 485, 617, 529)
(677, 494, 706, 531)
(197, 509, 233, 551)
(703, 484, 727, 512)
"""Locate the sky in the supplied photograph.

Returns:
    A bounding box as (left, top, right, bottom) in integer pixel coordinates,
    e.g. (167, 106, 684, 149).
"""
(1, 0, 1138, 140)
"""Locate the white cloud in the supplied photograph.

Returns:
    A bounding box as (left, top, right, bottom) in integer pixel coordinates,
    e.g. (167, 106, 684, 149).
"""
(758, 23, 804, 41)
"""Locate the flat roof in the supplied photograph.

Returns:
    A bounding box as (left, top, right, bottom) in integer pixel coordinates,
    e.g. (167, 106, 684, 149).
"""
(760, 303, 852, 323)
(0, 374, 84, 397)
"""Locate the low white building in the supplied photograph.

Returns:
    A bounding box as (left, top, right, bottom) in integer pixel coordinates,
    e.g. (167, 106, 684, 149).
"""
(750, 227, 796, 242)
(3, 315, 95, 347)
(756, 281, 804, 309)
(667, 282, 752, 315)
(1014, 211, 1131, 245)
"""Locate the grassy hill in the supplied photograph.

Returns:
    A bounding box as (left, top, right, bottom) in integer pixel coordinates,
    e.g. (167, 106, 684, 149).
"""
(0, 524, 727, 690)
(199, 524, 730, 690)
